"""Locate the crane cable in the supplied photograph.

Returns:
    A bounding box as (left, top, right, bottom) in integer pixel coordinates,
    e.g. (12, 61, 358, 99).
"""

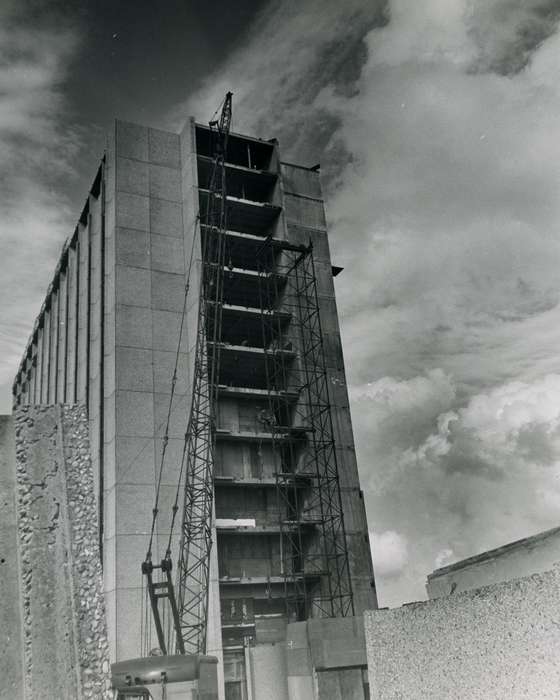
(144, 102, 228, 562)
(163, 124, 226, 562)
(141, 211, 200, 655)
(145, 91, 233, 565)
(144, 215, 200, 564)
(141, 93, 232, 657)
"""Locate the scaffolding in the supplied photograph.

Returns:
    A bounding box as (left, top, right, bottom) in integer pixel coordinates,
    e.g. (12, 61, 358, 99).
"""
(257, 238, 355, 620)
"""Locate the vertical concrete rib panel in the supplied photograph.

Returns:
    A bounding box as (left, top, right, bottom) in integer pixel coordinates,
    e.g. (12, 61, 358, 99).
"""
(28, 348, 35, 404)
(23, 358, 31, 404)
(26, 357, 32, 403)
(37, 321, 44, 403)
(48, 289, 59, 402)
(77, 223, 89, 403)
(31, 342, 38, 404)
(41, 314, 50, 402)
(113, 120, 153, 661)
(57, 271, 68, 401)
(22, 357, 29, 404)
(104, 122, 119, 660)
(88, 194, 103, 506)
(66, 245, 79, 403)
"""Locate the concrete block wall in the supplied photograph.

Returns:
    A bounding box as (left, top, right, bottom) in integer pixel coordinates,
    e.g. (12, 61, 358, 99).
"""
(13, 405, 111, 699)
(366, 565, 560, 699)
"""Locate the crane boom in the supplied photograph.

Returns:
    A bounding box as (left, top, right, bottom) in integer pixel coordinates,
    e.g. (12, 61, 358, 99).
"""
(176, 91, 232, 654)
(141, 92, 233, 658)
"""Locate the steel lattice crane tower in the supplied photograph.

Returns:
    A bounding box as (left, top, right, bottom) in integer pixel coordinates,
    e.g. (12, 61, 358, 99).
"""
(142, 93, 233, 657)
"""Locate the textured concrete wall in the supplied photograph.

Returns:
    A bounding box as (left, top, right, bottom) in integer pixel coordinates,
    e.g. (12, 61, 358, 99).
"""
(365, 566, 560, 699)
(0, 415, 23, 700)
(14, 405, 111, 699)
(427, 526, 560, 598)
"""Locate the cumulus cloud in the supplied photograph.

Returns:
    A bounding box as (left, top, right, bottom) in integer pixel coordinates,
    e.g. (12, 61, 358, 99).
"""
(351, 369, 456, 452)
(371, 530, 409, 577)
(468, 0, 560, 74)
(321, 0, 560, 388)
(0, 5, 82, 407)
(364, 374, 560, 605)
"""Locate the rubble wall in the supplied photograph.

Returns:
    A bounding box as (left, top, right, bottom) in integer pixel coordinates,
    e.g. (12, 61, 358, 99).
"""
(15, 405, 111, 699)
(365, 565, 560, 699)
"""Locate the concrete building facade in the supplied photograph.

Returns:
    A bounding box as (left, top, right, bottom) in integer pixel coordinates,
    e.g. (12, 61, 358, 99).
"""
(13, 116, 377, 697)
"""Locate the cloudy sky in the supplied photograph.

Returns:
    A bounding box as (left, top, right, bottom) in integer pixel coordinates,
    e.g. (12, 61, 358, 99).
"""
(3, 0, 560, 607)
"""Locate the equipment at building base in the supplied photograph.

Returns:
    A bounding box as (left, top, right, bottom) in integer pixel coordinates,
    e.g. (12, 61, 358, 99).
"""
(111, 654, 218, 699)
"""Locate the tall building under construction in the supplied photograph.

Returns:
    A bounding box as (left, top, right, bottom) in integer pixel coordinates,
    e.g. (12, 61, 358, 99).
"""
(13, 106, 377, 698)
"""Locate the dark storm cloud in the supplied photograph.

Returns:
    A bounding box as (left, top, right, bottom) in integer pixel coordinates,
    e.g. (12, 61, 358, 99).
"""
(0, 0, 268, 410)
(171, 0, 388, 165)
(468, 0, 560, 75)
